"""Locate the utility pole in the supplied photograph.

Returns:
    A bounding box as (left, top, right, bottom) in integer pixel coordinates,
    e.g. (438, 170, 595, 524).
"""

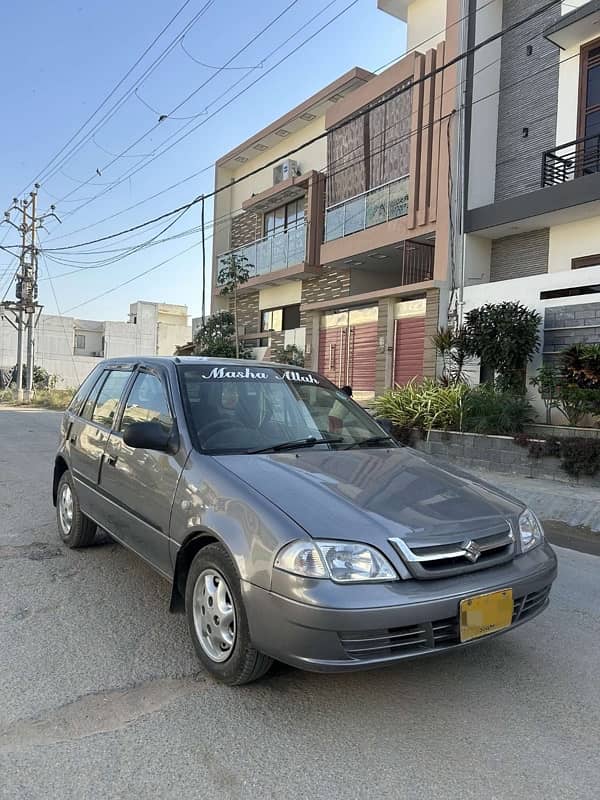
(0, 186, 60, 403)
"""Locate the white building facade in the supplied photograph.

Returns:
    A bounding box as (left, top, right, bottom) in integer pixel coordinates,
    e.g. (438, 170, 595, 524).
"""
(0, 301, 191, 388)
(461, 0, 600, 416)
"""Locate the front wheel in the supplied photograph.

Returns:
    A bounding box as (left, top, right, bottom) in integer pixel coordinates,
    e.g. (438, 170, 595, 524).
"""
(56, 471, 97, 548)
(185, 543, 272, 685)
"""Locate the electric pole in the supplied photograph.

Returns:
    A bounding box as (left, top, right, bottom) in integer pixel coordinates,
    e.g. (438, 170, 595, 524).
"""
(0, 187, 60, 403)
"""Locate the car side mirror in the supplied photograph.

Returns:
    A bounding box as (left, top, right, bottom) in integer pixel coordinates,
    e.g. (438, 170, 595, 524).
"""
(123, 420, 177, 453)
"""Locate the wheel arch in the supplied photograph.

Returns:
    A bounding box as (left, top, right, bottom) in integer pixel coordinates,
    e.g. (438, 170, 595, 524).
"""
(53, 456, 69, 506)
(170, 529, 229, 613)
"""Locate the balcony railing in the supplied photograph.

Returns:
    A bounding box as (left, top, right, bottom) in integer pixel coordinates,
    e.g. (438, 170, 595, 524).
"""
(217, 220, 306, 280)
(542, 134, 600, 187)
(324, 176, 409, 243)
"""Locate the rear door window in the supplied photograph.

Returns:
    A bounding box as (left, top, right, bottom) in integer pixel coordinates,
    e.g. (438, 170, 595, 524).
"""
(68, 368, 103, 416)
(90, 370, 132, 429)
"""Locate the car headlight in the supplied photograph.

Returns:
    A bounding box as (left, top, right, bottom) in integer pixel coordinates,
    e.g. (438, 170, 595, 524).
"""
(518, 509, 545, 553)
(274, 540, 398, 582)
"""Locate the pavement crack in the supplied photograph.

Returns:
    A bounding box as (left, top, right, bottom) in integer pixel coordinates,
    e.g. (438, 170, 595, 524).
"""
(0, 675, 205, 751)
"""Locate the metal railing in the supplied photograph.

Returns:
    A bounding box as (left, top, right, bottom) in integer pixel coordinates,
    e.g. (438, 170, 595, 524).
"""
(217, 220, 306, 280)
(542, 134, 600, 186)
(324, 176, 409, 242)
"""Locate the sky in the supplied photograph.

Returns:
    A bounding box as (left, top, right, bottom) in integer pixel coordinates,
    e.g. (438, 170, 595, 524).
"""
(0, 0, 406, 324)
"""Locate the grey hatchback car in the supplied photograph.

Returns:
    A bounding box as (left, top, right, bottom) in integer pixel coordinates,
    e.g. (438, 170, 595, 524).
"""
(54, 357, 557, 684)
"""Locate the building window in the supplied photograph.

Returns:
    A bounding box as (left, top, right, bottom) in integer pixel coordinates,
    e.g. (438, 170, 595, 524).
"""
(264, 199, 304, 236)
(572, 254, 600, 270)
(282, 304, 300, 330)
(578, 39, 600, 174)
(261, 308, 283, 332)
(260, 304, 300, 332)
(75, 334, 86, 350)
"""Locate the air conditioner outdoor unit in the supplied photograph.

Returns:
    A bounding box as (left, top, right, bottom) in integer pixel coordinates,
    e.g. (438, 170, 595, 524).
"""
(273, 159, 299, 185)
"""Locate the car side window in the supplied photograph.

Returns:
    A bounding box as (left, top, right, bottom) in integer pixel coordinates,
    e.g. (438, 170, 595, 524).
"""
(90, 370, 131, 429)
(68, 368, 102, 416)
(120, 372, 173, 432)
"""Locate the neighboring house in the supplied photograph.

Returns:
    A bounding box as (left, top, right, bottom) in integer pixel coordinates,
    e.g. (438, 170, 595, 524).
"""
(212, 0, 462, 401)
(0, 300, 191, 387)
(462, 0, 600, 398)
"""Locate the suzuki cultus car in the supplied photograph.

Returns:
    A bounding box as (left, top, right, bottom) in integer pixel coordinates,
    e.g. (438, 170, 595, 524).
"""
(54, 357, 557, 684)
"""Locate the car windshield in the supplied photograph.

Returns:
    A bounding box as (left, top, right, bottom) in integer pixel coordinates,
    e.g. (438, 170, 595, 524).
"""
(178, 363, 393, 454)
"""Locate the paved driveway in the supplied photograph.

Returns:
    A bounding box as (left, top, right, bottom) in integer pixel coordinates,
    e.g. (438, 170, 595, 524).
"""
(1, 408, 599, 799)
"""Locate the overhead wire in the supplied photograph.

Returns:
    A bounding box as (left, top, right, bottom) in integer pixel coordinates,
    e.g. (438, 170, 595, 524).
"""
(39, 0, 501, 247)
(34, 0, 218, 194)
(44, 0, 566, 258)
(47, 0, 302, 206)
(20, 0, 202, 192)
(39, 0, 567, 312)
(42, 12, 570, 306)
(46, 0, 358, 223)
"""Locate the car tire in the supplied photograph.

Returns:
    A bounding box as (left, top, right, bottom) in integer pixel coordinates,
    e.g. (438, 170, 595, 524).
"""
(185, 543, 273, 685)
(56, 471, 97, 548)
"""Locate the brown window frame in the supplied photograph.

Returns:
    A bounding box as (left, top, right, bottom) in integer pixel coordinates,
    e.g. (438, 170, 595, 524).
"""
(577, 36, 600, 140)
(572, 253, 600, 270)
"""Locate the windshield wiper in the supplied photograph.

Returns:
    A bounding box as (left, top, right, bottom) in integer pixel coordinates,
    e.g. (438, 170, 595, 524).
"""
(248, 434, 344, 454)
(341, 435, 396, 450)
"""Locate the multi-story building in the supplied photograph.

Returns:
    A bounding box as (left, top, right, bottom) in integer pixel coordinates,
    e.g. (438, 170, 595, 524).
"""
(212, 0, 462, 401)
(462, 0, 600, 399)
(0, 300, 191, 387)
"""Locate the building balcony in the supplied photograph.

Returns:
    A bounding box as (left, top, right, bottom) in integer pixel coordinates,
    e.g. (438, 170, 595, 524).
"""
(216, 221, 319, 290)
(324, 176, 409, 242)
(542, 134, 600, 187)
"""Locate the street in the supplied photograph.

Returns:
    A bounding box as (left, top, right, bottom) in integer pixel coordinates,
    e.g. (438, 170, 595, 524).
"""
(1, 408, 599, 800)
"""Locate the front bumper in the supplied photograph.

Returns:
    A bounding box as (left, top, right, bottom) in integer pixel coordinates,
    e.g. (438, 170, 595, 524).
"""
(242, 543, 557, 672)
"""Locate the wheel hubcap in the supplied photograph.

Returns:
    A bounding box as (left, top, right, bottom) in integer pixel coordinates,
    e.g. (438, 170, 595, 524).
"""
(59, 484, 74, 536)
(192, 569, 236, 663)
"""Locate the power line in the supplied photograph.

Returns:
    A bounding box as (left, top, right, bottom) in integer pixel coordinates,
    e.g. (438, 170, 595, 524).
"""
(61, 240, 203, 314)
(46, 0, 356, 225)
(45, 0, 301, 207)
(44, 0, 564, 257)
(34, 1, 218, 193)
(20, 0, 201, 193)
(37, 0, 567, 315)
(37, 0, 500, 247)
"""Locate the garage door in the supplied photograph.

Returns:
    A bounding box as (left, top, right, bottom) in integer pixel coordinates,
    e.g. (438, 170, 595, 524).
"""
(392, 299, 426, 386)
(318, 307, 378, 396)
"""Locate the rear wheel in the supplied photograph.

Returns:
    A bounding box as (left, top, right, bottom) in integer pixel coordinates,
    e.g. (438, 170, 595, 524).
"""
(185, 543, 272, 685)
(56, 471, 97, 548)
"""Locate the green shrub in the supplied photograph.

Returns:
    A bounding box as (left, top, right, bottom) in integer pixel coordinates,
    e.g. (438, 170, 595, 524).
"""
(31, 389, 74, 410)
(558, 437, 600, 477)
(461, 386, 534, 435)
(0, 387, 73, 409)
(372, 380, 468, 435)
(273, 344, 304, 366)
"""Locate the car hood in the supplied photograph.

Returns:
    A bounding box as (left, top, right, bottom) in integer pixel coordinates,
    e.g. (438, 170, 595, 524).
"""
(215, 447, 524, 548)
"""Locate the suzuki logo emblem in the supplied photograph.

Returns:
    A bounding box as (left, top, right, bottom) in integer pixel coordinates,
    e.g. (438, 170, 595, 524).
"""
(462, 539, 482, 563)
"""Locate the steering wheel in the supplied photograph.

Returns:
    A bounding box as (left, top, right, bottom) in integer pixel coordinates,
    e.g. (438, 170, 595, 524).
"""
(200, 418, 247, 447)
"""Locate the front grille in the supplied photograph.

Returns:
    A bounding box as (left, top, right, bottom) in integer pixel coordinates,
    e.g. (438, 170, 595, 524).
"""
(390, 525, 516, 579)
(513, 585, 551, 623)
(338, 584, 552, 662)
(339, 618, 459, 660)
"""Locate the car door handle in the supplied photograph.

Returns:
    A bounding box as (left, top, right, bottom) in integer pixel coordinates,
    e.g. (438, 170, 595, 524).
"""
(69, 434, 77, 444)
(106, 455, 117, 466)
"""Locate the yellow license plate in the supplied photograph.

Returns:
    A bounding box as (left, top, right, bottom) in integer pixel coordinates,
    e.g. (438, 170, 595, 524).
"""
(459, 588, 513, 643)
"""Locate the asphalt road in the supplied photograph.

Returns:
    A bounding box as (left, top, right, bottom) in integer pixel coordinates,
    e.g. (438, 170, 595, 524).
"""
(1, 407, 599, 800)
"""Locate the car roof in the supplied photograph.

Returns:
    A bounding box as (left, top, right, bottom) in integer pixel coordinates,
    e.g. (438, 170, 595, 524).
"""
(97, 355, 317, 372)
